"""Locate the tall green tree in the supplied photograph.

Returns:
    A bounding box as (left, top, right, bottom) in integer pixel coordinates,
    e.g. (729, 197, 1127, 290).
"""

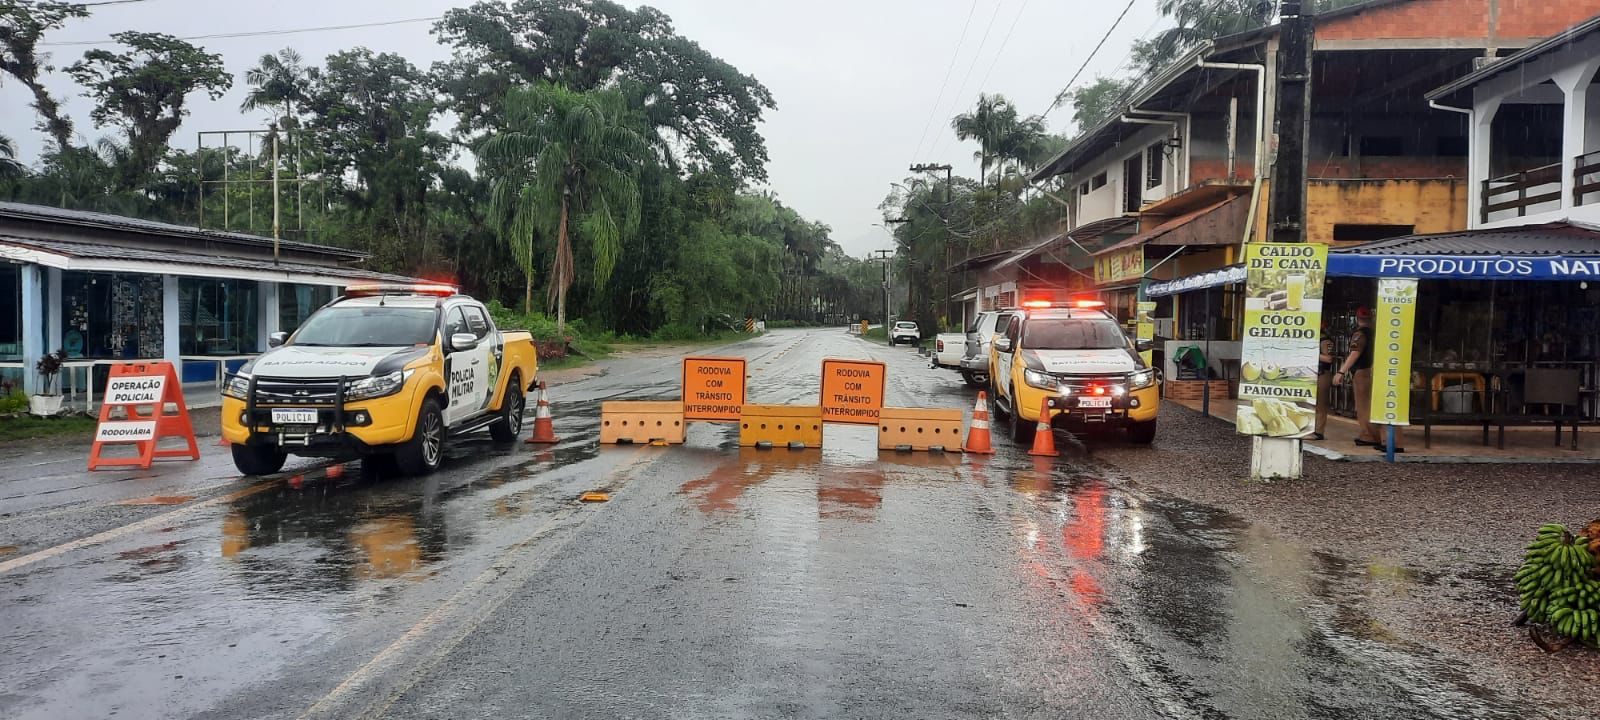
(66, 31, 231, 190)
(433, 0, 775, 180)
(0, 0, 87, 153)
(951, 94, 1047, 186)
(241, 48, 314, 130)
(1058, 76, 1138, 136)
(480, 83, 650, 327)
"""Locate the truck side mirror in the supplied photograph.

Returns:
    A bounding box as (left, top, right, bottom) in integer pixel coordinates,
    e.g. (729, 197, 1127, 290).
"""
(994, 337, 1013, 353)
(268, 332, 288, 348)
(1135, 338, 1154, 352)
(450, 333, 479, 352)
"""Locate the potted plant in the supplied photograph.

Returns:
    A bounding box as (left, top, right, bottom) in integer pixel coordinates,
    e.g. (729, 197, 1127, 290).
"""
(30, 349, 67, 417)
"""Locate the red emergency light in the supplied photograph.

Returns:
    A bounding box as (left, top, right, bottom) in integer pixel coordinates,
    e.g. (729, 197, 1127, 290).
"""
(1073, 300, 1106, 309)
(345, 283, 458, 297)
(1021, 299, 1054, 308)
(1091, 385, 1107, 396)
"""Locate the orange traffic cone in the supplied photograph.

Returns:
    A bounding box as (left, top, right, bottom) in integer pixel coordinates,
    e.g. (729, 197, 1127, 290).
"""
(526, 381, 560, 444)
(1028, 397, 1058, 457)
(963, 391, 994, 454)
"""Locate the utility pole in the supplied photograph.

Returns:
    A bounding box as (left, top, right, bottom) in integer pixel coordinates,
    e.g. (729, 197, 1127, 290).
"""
(912, 163, 954, 328)
(870, 249, 895, 326)
(1269, 0, 1312, 244)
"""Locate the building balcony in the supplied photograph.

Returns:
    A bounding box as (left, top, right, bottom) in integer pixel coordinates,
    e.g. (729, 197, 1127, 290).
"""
(1481, 152, 1600, 226)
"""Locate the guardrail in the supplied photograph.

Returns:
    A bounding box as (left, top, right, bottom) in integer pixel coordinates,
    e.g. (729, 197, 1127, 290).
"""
(1482, 162, 1562, 223)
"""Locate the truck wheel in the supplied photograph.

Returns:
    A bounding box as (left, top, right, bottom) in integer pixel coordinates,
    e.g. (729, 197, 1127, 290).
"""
(988, 387, 1009, 419)
(231, 444, 287, 476)
(489, 372, 525, 442)
(1128, 419, 1157, 445)
(1010, 408, 1036, 444)
(395, 397, 445, 476)
(960, 370, 984, 387)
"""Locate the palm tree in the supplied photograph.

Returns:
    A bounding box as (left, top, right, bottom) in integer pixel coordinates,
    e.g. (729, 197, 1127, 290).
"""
(480, 83, 650, 328)
(1139, 0, 1273, 74)
(0, 134, 23, 184)
(241, 48, 313, 130)
(951, 94, 1012, 188)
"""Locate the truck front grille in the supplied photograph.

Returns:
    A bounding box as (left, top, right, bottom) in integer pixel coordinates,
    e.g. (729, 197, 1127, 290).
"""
(252, 376, 345, 406)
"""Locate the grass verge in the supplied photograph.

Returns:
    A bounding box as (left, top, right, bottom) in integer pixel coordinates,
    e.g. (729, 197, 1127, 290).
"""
(0, 414, 99, 443)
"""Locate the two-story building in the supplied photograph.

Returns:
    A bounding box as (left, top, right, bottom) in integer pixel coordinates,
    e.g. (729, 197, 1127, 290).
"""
(1302, 12, 1600, 442)
(1010, 0, 1600, 389)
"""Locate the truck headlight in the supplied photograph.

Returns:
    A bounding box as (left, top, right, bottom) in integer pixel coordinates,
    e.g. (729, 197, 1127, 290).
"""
(344, 369, 413, 401)
(223, 374, 251, 400)
(1128, 368, 1156, 390)
(1023, 368, 1060, 391)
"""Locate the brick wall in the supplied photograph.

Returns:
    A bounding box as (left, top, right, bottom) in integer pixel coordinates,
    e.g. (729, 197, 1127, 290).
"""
(1189, 158, 1256, 183)
(1309, 157, 1468, 179)
(1164, 379, 1232, 403)
(1317, 0, 1600, 42)
(1304, 178, 1468, 244)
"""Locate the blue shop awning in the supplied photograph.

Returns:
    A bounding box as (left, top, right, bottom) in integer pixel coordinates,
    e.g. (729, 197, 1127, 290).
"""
(1147, 265, 1245, 297)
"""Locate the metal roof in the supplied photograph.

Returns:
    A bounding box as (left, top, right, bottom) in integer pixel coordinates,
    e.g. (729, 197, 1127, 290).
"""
(0, 201, 367, 261)
(1333, 220, 1600, 255)
(0, 234, 416, 284)
(991, 217, 1137, 271)
(1093, 195, 1247, 256)
(1427, 13, 1600, 106)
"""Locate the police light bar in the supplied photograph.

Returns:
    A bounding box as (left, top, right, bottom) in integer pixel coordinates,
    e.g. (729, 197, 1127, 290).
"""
(345, 283, 458, 297)
(1073, 300, 1106, 309)
(1021, 300, 1054, 308)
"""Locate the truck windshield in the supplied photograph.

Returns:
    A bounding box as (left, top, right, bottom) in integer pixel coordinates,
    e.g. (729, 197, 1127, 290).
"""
(291, 307, 438, 347)
(1022, 318, 1127, 350)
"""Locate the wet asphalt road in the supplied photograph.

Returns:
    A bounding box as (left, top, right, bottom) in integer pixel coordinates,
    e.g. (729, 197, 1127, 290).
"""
(0, 328, 1533, 719)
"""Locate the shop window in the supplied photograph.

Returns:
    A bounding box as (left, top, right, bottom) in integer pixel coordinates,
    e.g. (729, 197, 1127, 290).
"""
(0, 264, 19, 360)
(61, 271, 165, 359)
(1332, 224, 1414, 242)
(1435, 136, 1468, 157)
(1147, 143, 1164, 189)
(280, 284, 336, 335)
(1358, 136, 1405, 157)
(179, 278, 258, 356)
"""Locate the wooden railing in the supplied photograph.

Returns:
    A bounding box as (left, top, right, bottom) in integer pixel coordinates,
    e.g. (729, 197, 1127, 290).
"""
(1574, 150, 1600, 207)
(1481, 162, 1562, 223)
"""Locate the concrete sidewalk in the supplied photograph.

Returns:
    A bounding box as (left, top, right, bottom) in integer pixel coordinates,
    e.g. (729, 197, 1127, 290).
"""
(1170, 395, 1599, 463)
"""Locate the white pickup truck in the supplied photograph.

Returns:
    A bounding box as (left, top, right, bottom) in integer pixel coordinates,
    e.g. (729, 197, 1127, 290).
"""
(931, 332, 967, 373)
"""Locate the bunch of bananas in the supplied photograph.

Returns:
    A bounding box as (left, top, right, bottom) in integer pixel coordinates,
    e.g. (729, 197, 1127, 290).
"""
(1516, 523, 1599, 645)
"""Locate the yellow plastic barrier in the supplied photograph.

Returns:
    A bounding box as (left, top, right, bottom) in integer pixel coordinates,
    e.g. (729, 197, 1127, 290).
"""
(599, 401, 686, 445)
(877, 407, 964, 452)
(738, 404, 823, 449)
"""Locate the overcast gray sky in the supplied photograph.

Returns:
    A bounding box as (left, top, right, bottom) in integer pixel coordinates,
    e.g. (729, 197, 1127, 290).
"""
(1, 0, 1162, 256)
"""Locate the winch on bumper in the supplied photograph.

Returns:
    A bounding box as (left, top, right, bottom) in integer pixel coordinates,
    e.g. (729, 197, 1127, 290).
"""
(220, 374, 422, 457)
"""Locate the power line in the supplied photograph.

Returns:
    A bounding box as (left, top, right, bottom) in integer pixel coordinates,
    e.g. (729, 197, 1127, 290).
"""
(77, 0, 162, 6)
(973, 0, 1031, 99)
(41, 15, 442, 47)
(908, 0, 981, 167)
(927, 0, 1006, 159)
(1040, 0, 1140, 120)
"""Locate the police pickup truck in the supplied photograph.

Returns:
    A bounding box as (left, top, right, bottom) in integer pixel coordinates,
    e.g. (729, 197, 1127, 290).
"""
(220, 284, 540, 476)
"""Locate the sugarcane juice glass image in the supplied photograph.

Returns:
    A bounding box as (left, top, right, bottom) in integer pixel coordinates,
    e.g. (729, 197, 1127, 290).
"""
(1285, 274, 1306, 311)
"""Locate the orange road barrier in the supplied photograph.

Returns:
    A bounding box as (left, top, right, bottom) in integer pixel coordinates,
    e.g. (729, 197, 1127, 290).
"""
(599, 401, 686, 445)
(526, 382, 560, 444)
(1028, 397, 1059, 458)
(878, 407, 963, 452)
(963, 392, 994, 454)
(88, 361, 199, 471)
(739, 404, 823, 449)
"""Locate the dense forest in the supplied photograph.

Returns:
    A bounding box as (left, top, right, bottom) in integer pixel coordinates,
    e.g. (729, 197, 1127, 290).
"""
(0, 0, 883, 336)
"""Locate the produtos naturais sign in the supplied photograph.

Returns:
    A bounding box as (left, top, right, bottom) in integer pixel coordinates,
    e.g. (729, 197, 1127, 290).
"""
(1236, 242, 1327, 438)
